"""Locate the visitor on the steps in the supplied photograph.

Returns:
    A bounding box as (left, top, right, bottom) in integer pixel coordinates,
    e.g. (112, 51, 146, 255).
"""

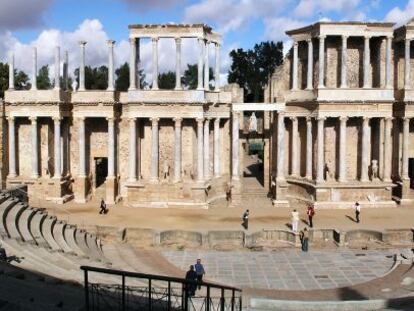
(99, 199, 108, 214)
(300, 228, 309, 252)
(291, 209, 299, 233)
(194, 258, 206, 290)
(185, 265, 197, 297)
(307, 204, 315, 228)
(355, 202, 361, 223)
(242, 209, 249, 230)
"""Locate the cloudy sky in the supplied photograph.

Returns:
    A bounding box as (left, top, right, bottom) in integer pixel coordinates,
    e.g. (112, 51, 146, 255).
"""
(0, 0, 413, 83)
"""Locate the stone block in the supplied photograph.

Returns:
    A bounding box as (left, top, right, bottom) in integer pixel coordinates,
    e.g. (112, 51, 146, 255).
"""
(160, 230, 202, 247)
(207, 230, 244, 249)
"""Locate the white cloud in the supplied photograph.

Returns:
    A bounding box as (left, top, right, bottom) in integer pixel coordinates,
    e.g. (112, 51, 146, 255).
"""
(385, 0, 414, 25)
(294, 0, 361, 19)
(118, 0, 185, 11)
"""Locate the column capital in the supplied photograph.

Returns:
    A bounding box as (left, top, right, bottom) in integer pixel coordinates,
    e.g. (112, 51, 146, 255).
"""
(29, 116, 37, 123)
(151, 117, 160, 124)
(362, 116, 371, 122)
(106, 117, 115, 123)
(53, 117, 62, 123)
(317, 116, 326, 122)
(7, 116, 15, 122)
(215, 42, 221, 48)
(107, 40, 116, 47)
(128, 117, 136, 123)
(214, 117, 221, 124)
(196, 117, 204, 125)
(175, 37, 182, 44)
(76, 116, 86, 122)
(173, 117, 183, 125)
(306, 38, 312, 43)
(78, 41, 87, 46)
(402, 116, 411, 121)
(293, 40, 299, 47)
(405, 38, 411, 43)
(364, 35, 372, 40)
(129, 38, 136, 45)
(341, 35, 349, 40)
(152, 37, 159, 43)
(306, 116, 313, 123)
(319, 35, 326, 40)
(339, 116, 348, 122)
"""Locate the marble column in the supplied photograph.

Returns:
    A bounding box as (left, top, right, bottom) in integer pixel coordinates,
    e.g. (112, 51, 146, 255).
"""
(204, 41, 210, 90)
(402, 117, 410, 179)
(107, 40, 115, 91)
(306, 39, 313, 90)
(360, 117, 370, 182)
(292, 41, 298, 90)
(316, 117, 325, 183)
(339, 116, 348, 182)
(383, 117, 392, 182)
(152, 38, 159, 90)
(174, 118, 182, 182)
(214, 118, 221, 177)
(32, 47, 37, 90)
(197, 38, 204, 90)
(385, 36, 392, 88)
(276, 112, 285, 180)
(405, 39, 411, 89)
(78, 118, 86, 177)
(8, 117, 16, 178)
(204, 118, 211, 178)
(197, 118, 204, 181)
(107, 118, 115, 177)
(8, 52, 14, 90)
(290, 117, 299, 176)
(150, 118, 159, 181)
(363, 36, 370, 89)
(305, 117, 312, 179)
(214, 43, 221, 91)
(30, 117, 39, 178)
(232, 113, 240, 181)
(340, 35, 348, 88)
(136, 39, 141, 90)
(54, 46, 60, 90)
(318, 36, 326, 88)
(63, 51, 69, 90)
(175, 38, 182, 90)
(128, 118, 136, 182)
(79, 41, 86, 91)
(129, 38, 137, 91)
(54, 117, 61, 178)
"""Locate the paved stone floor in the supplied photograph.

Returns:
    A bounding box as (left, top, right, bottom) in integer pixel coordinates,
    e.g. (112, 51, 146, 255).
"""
(162, 249, 398, 290)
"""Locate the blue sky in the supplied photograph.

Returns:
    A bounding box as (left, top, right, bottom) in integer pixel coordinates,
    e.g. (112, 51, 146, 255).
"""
(1, 0, 414, 82)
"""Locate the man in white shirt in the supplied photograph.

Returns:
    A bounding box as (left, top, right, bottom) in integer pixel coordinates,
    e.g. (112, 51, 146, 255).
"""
(291, 209, 299, 233)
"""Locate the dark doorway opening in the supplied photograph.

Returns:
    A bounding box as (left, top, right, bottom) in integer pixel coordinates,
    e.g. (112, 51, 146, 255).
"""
(243, 141, 264, 187)
(409, 158, 414, 189)
(95, 157, 108, 188)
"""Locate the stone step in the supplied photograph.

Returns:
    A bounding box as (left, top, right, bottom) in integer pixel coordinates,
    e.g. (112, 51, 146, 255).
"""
(64, 225, 87, 258)
(30, 212, 50, 247)
(85, 233, 107, 262)
(18, 207, 37, 243)
(40, 216, 62, 251)
(0, 198, 19, 237)
(75, 229, 92, 259)
(52, 221, 74, 254)
(5, 202, 28, 240)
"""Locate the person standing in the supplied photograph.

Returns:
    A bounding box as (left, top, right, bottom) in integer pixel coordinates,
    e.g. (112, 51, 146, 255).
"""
(300, 227, 309, 252)
(185, 265, 197, 297)
(99, 198, 107, 214)
(194, 259, 205, 290)
(242, 209, 249, 230)
(291, 209, 299, 233)
(355, 202, 361, 223)
(307, 204, 315, 228)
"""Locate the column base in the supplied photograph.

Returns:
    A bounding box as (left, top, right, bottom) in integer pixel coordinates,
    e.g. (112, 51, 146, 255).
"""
(74, 175, 88, 203)
(105, 176, 118, 205)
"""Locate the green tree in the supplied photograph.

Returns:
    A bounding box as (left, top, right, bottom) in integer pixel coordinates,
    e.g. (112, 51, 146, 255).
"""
(182, 64, 215, 90)
(37, 65, 52, 90)
(74, 65, 108, 90)
(228, 41, 283, 102)
(158, 71, 175, 89)
(115, 62, 146, 91)
(0, 62, 30, 98)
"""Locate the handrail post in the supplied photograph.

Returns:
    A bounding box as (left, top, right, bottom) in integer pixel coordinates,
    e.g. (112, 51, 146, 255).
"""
(149, 278, 152, 311)
(206, 286, 210, 311)
(84, 269, 89, 311)
(122, 275, 125, 311)
(220, 288, 225, 311)
(231, 290, 235, 311)
(239, 295, 242, 311)
(167, 281, 171, 311)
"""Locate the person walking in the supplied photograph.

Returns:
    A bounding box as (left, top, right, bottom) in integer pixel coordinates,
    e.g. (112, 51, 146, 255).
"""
(355, 202, 361, 223)
(242, 209, 249, 230)
(291, 209, 299, 233)
(185, 265, 198, 297)
(194, 259, 205, 290)
(99, 198, 107, 214)
(300, 227, 309, 252)
(307, 204, 315, 228)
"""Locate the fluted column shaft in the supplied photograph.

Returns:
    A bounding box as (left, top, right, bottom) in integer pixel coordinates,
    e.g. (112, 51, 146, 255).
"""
(152, 38, 159, 90)
(316, 117, 325, 182)
(54, 118, 61, 178)
(8, 118, 16, 178)
(360, 117, 370, 182)
(339, 117, 348, 182)
(318, 36, 326, 88)
(78, 118, 86, 177)
(197, 118, 204, 181)
(204, 41, 210, 90)
(129, 38, 137, 90)
(214, 43, 220, 91)
(305, 117, 312, 179)
(197, 38, 204, 90)
(383, 118, 392, 182)
(292, 41, 298, 90)
(306, 39, 313, 90)
(363, 36, 370, 88)
(405, 39, 411, 89)
(79, 42, 86, 91)
(340, 36, 348, 88)
(31, 117, 39, 178)
(232, 113, 240, 181)
(107, 40, 115, 91)
(54, 46, 60, 90)
(277, 112, 285, 180)
(107, 118, 115, 177)
(385, 37, 392, 88)
(174, 118, 182, 182)
(204, 119, 210, 178)
(214, 118, 221, 177)
(402, 117, 410, 179)
(63, 51, 69, 90)
(128, 118, 137, 182)
(290, 117, 299, 176)
(8, 53, 14, 90)
(151, 118, 159, 181)
(32, 47, 37, 90)
(175, 38, 182, 90)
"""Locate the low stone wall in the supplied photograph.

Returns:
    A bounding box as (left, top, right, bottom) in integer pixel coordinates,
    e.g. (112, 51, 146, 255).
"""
(160, 230, 203, 247)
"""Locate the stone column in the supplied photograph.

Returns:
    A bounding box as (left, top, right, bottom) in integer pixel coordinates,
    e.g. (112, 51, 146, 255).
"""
(175, 38, 182, 90)
(174, 118, 182, 182)
(63, 51, 69, 90)
(30, 117, 39, 178)
(78, 117, 86, 177)
(405, 39, 411, 89)
(385, 36, 392, 88)
(290, 117, 299, 176)
(340, 35, 348, 88)
(107, 40, 115, 91)
(318, 36, 326, 88)
(197, 38, 204, 90)
(136, 39, 141, 90)
(54, 117, 61, 178)
(107, 118, 115, 178)
(204, 118, 211, 178)
(276, 112, 285, 180)
(128, 118, 137, 182)
(402, 117, 410, 179)
(306, 39, 313, 90)
(152, 38, 159, 90)
(316, 117, 325, 183)
(363, 36, 370, 89)
(129, 38, 136, 91)
(214, 118, 221, 177)
(32, 47, 37, 90)
(54, 46, 60, 90)
(150, 118, 159, 181)
(339, 116, 348, 182)
(197, 118, 204, 181)
(383, 117, 392, 182)
(232, 113, 240, 181)
(204, 41, 210, 90)
(305, 117, 312, 179)
(214, 43, 221, 91)
(8, 117, 16, 178)
(292, 41, 298, 90)
(360, 117, 370, 182)
(8, 52, 14, 90)
(79, 41, 86, 91)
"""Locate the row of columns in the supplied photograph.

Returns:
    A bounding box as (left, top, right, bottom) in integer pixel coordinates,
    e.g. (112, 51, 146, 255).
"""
(129, 37, 221, 91)
(292, 35, 393, 90)
(127, 117, 222, 182)
(276, 115, 395, 182)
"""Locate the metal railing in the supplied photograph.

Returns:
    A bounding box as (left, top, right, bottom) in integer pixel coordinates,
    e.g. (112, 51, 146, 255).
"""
(81, 266, 242, 311)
